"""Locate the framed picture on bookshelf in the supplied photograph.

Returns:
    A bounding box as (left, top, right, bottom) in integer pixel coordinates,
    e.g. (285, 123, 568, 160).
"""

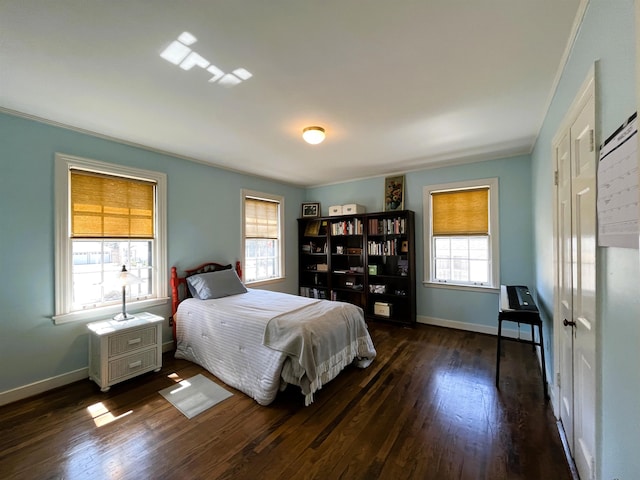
(301, 202, 320, 218)
(384, 175, 405, 211)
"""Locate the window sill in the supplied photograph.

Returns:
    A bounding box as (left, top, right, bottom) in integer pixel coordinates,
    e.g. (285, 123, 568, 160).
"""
(245, 276, 286, 288)
(53, 297, 170, 325)
(422, 281, 500, 294)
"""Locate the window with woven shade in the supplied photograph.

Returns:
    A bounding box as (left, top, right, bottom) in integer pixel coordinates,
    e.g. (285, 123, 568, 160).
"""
(70, 170, 155, 239)
(424, 179, 499, 288)
(242, 191, 284, 283)
(54, 154, 167, 324)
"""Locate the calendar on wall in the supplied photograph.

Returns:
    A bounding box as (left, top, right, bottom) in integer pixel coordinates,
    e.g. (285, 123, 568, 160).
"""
(597, 112, 639, 248)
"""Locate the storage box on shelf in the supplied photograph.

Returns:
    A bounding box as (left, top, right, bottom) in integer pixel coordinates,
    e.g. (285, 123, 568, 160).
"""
(342, 204, 366, 214)
(328, 205, 343, 216)
(298, 210, 415, 325)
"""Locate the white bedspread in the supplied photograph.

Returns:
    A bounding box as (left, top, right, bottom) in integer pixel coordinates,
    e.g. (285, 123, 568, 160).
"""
(174, 289, 376, 405)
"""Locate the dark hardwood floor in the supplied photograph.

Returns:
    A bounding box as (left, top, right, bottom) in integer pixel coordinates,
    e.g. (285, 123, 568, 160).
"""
(0, 322, 572, 480)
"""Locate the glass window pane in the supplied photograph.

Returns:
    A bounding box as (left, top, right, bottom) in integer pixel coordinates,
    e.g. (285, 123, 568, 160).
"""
(469, 237, 488, 260)
(245, 238, 280, 282)
(432, 235, 489, 286)
(434, 237, 450, 257)
(72, 239, 153, 310)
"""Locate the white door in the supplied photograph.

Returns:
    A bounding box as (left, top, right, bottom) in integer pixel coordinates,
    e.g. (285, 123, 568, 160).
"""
(556, 130, 575, 447)
(569, 89, 597, 480)
(553, 71, 597, 480)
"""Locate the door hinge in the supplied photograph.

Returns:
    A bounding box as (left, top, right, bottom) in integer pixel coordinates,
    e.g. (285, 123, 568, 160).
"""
(554, 170, 559, 186)
(589, 129, 595, 152)
(556, 372, 561, 388)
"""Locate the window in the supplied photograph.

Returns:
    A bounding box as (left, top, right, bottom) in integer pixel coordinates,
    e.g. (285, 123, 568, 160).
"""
(423, 178, 499, 289)
(54, 154, 167, 324)
(242, 190, 284, 284)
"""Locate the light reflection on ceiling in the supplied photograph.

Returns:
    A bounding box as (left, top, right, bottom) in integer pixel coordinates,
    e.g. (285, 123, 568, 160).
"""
(160, 31, 253, 88)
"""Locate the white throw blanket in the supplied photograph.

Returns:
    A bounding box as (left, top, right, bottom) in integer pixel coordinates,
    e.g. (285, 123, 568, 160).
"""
(264, 298, 376, 405)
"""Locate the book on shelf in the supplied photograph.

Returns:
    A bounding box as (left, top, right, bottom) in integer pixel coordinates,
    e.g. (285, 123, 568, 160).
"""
(367, 239, 403, 255)
(368, 217, 406, 235)
(330, 219, 363, 235)
(299, 286, 327, 299)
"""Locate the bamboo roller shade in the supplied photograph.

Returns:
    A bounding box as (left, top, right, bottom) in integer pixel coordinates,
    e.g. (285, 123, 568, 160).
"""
(432, 187, 489, 235)
(71, 170, 155, 238)
(245, 198, 279, 238)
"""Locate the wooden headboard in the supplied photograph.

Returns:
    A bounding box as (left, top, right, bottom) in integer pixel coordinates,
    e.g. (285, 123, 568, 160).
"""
(170, 261, 242, 343)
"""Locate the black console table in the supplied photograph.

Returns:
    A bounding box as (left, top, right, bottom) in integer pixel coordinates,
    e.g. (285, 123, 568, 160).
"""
(495, 285, 548, 400)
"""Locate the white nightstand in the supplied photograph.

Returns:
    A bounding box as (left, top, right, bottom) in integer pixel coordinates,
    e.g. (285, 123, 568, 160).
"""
(87, 312, 164, 392)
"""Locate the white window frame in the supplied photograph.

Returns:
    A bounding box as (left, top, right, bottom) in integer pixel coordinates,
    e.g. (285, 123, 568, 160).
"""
(241, 189, 285, 286)
(53, 153, 168, 324)
(423, 177, 500, 291)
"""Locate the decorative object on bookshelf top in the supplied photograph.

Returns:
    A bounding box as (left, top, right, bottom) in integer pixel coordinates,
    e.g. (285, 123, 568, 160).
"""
(384, 175, 405, 211)
(303, 219, 328, 236)
(301, 202, 320, 218)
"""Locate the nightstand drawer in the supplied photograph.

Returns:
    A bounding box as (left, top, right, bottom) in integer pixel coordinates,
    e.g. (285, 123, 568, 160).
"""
(108, 347, 159, 383)
(108, 325, 158, 357)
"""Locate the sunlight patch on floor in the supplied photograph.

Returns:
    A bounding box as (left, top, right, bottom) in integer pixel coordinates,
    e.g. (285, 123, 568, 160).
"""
(87, 402, 132, 427)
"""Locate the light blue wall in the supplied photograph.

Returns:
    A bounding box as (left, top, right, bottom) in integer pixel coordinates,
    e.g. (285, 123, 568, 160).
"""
(0, 112, 305, 393)
(531, 0, 639, 478)
(308, 154, 534, 329)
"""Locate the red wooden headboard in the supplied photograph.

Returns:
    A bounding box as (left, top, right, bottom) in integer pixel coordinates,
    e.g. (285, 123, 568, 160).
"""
(170, 261, 242, 343)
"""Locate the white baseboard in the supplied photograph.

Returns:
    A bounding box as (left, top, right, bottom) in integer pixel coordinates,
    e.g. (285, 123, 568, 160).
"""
(0, 341, 176, 407)
(417, 315, 533, 341)
(0, 368, 89, 407)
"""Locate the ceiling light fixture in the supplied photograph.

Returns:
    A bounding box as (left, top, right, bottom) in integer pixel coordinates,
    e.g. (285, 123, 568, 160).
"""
(302, 126, 325, 145)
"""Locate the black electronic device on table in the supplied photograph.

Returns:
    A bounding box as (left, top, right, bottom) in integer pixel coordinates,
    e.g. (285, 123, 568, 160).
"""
(500, 285, 538, 312)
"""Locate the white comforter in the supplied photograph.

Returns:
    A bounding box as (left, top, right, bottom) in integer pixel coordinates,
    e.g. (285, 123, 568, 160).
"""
(174, 289, 376, 405)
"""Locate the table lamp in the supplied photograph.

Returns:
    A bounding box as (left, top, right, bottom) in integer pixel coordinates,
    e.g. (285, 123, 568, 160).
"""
(113, 265, 141, 321)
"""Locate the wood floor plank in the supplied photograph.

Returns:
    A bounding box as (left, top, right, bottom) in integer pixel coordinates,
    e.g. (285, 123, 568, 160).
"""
(0, 322, 572, 480)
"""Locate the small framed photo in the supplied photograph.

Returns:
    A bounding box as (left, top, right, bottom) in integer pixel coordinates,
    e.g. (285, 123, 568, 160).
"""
(301, 202, 320, 218)
(384, 175, 405, 211)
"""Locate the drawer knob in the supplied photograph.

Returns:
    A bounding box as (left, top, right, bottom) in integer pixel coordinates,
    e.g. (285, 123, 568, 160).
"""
(128, 360, 142, 369)
(128, 338, 141, 345)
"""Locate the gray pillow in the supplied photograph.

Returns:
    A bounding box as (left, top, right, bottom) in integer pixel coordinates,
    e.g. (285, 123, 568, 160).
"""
(186, 269, 247, 300)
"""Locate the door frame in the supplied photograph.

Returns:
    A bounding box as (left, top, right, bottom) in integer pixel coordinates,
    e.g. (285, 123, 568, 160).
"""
(551, 64, 597, 473)
(552, 65, 595, 414)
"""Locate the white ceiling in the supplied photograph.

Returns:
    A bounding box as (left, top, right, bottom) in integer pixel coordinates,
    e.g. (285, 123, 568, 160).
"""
(1, 0, 584, 187)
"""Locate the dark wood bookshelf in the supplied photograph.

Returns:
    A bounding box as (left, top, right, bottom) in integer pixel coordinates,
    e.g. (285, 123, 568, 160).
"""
(298, 210, 415, 325)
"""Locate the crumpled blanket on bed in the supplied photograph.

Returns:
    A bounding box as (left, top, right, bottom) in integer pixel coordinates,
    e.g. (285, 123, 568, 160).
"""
(263, 300, 376, 405)
(175, 289, 376, 406)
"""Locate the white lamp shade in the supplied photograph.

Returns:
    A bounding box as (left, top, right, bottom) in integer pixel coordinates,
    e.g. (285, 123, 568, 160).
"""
(117, 267, 141, 286)
(302, 126, 325, 145)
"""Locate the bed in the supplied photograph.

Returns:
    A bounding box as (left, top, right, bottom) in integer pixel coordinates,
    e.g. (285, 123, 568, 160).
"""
(170, 262, 376, 406)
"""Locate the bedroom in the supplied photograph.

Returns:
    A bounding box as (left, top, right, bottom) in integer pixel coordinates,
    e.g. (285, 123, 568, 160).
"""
(0, 1, 639, 479)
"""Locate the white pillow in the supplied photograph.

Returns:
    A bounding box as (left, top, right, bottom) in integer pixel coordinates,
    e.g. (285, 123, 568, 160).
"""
(186, 269, 247, 300)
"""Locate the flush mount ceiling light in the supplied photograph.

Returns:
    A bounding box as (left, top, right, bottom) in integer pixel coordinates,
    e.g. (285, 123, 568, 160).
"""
(302, 126, 326, 145)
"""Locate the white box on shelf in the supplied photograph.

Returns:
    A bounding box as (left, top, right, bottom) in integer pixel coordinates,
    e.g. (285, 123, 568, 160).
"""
(342, 204, 365, 214)
(328, 205, 343, 216)
(374, 302, 392, 317)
